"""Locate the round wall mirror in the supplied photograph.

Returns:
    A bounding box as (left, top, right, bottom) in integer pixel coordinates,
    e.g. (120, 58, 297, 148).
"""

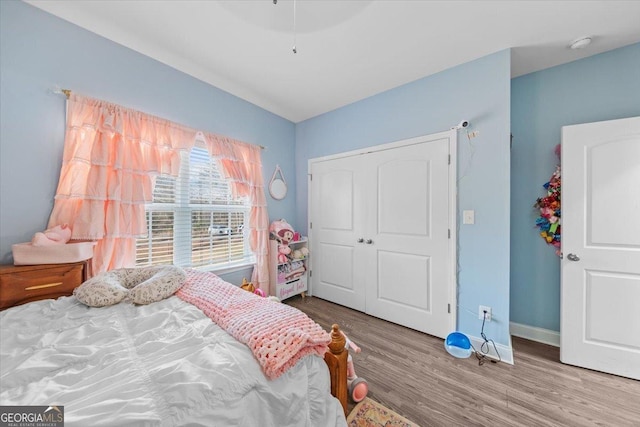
(269, 165, 288, 200)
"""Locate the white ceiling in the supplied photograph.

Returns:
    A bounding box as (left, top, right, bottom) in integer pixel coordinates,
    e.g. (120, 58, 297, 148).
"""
(27, 1, 640, 123)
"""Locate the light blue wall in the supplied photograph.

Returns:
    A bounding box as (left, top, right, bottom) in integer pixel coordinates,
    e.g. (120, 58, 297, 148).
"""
(296, 50, 512, 346)
(13, 0, 636, 343)
(0, 1, 296, 284)
(510, 43, 640, 332)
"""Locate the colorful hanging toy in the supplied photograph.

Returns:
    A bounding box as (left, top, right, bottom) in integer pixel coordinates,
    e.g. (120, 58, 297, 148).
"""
(534, 144, 561, 256)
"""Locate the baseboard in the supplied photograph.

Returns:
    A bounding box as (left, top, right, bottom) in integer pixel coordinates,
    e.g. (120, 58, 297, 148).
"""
(510, 322, 560, 347)
(468, 334, 514, 365)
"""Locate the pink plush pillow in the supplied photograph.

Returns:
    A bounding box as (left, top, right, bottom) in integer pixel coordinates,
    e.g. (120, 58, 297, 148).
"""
(31, 224, 72, 246)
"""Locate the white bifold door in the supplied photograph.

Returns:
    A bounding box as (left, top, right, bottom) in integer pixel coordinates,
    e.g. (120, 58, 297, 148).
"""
(561, 116, 640, 380)
(309, 132, 456, 339)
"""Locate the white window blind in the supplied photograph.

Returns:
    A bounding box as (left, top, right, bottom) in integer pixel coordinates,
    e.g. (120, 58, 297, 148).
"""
(136, 144, 253, 271)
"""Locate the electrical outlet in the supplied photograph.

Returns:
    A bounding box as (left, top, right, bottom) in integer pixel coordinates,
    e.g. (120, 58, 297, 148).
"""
(479, 305, 492, 321)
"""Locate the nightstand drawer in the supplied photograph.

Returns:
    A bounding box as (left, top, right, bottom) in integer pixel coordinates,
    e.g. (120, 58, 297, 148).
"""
(0, 263, 87, 310)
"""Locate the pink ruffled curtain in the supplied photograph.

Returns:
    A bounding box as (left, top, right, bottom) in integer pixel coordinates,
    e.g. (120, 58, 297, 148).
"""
(49, 94, 197, 273)
(49, 94, 269, 283)
(204, 134, 270, 293)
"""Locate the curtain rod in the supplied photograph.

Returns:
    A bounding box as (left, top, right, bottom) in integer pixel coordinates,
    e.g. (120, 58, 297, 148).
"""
(52, 87, 265, 150)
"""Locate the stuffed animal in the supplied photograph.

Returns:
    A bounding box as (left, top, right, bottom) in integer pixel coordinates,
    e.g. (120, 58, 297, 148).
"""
(293, 247, 309, 259)
(240, 278, 268, 298)
(270, 219, 294, 244)
(277, 244, 291, 264)
(270, 219, 295, 263)
(240, 278, 255, 293)
(31, 224, 72, 246)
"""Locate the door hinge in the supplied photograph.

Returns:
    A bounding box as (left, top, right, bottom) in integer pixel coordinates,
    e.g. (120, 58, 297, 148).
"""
(448, 303, 451, 314)
(309, 174, 312, 181)
(310, 270, 312, 277)
(448, 229, 451, 238)
(448, 154, 451, 165)
(310, 222, 312, 229)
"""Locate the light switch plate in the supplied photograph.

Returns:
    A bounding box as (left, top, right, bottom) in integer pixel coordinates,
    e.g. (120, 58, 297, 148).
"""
(463, 210, 475, 224)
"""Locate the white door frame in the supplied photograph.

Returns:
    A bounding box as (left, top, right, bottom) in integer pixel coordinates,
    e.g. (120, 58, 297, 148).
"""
(307, 130, 458, 333)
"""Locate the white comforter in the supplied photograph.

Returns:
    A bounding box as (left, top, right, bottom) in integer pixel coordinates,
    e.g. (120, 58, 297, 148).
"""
(0, 296, 346, 427)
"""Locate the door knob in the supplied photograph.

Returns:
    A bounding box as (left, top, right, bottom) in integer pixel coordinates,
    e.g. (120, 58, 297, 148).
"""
(365, 239, 373, 244)
(567, 253, 580, 261)
(357, 238, 364, 243)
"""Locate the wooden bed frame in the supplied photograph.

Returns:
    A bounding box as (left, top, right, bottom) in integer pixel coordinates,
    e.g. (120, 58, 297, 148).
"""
(325, 324, 349, 415)
(0, 277, 351, 417)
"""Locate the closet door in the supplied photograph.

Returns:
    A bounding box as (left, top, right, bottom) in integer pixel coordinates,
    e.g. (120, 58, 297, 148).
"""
(309, 154, 367, 311)
(363, 138, 452, 338)
(309, 132, 456, 339)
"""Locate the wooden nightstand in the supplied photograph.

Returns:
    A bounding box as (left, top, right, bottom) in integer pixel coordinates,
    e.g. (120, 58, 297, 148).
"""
(0, 261, 90, 310)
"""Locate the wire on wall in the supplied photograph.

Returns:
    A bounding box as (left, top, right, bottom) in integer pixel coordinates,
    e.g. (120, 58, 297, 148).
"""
(456, 130, 479, 184)
(470, 310, 502, 365)
(450, 119, 500, 366)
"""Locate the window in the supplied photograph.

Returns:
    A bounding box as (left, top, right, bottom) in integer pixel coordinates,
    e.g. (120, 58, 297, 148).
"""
(136, 143, 253, 271)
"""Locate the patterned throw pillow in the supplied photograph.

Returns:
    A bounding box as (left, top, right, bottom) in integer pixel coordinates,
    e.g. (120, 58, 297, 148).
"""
(73, 274, 129, 307)
(74, 266, 187, 307)
(122, 266, 187, 305)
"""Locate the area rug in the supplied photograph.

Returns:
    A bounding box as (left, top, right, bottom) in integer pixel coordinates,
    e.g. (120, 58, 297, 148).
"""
(347, 397, 420, 427)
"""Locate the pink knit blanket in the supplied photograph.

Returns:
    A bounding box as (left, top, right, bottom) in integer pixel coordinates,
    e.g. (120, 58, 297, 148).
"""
(176, 270, 330, 379)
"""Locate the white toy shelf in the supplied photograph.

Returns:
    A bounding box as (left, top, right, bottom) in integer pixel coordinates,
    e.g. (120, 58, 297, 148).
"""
(268, 237, 308, 301)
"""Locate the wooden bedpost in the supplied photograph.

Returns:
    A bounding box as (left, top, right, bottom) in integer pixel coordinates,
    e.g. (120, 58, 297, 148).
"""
(325, 323, 349, 416)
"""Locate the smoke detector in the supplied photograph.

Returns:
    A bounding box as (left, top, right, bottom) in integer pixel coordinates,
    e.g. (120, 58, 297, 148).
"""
(570, 36, 593, 50)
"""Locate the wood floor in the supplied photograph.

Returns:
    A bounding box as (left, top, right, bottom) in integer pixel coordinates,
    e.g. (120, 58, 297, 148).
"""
(287, 296, 640, 427)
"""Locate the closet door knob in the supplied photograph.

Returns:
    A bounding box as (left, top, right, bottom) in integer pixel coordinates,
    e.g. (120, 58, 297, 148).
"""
(357, 238, 364, 243)
(365, 239, 373, 244)
(567, 253, 580, 262)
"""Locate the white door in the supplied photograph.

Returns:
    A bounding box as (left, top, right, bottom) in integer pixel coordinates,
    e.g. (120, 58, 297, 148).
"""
(309, 154, 367, 312)
(561, 116, 640, 380)
(363, 140, 452, 338)
(309, 132, 456, 339)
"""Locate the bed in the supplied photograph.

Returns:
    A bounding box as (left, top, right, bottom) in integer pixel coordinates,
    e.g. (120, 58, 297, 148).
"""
(0, 268, 349, 426)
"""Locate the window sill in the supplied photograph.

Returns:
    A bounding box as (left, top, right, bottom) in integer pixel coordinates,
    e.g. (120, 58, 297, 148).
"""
(194, 260, 255, 276)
